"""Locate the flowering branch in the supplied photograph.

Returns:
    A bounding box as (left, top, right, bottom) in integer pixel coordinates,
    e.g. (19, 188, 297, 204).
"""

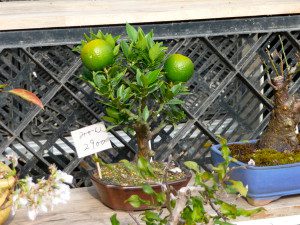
(6, 159, 73, 221)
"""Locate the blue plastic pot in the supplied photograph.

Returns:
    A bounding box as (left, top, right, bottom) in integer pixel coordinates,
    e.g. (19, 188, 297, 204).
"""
(210, 140, 300, 205)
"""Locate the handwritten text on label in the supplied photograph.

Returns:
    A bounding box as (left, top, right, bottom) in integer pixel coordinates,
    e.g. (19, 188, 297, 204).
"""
(71, 123, 112, 158)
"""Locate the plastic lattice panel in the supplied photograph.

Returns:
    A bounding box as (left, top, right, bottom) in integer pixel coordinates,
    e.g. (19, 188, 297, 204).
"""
(0, 31, 299, 186)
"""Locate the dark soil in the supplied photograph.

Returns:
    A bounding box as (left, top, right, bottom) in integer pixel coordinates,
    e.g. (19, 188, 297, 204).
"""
(229, 143, 300, 166)
(95, 161, 187, 186)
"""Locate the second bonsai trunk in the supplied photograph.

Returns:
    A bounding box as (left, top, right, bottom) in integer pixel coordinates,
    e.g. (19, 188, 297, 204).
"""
(258, 76, 300, 152)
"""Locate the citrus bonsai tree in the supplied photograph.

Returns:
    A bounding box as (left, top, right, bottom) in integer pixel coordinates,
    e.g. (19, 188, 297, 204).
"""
(75, 24, 194, 159)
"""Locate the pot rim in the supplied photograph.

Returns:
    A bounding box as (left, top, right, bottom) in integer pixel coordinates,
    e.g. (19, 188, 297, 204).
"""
(90, 169, 192, 189)
(211, 139, 300, 170)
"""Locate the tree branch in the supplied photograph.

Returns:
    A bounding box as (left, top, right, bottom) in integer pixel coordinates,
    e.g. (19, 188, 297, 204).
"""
(266, 49, 280, 77)
(169, 186, 205, 225)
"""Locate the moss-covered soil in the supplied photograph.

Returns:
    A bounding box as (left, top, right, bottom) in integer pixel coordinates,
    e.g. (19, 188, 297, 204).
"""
(95, 161, 187, 186)
(229, 143, 300, 166)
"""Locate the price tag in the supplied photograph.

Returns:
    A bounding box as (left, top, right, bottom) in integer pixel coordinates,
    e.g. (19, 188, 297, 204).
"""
(71, 123, 112, 158)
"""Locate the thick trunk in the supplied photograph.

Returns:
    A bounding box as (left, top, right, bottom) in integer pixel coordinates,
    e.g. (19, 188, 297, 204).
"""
(258, 76, 300, 152)
(134, 123, 154, 159)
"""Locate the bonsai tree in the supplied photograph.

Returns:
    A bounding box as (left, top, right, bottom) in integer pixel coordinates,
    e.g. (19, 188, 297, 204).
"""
(75, 24, 194, 159)
(258, 37, 300, 152)
(111, 138, 263, 225)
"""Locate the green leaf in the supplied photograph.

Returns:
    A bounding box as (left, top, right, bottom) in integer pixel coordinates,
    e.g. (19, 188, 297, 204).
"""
(120, 40, 131, 58)
(137, 157, 154, 178)
(117, 84, 125, 98)
(0, 84, 7, 89)
(167, 98, 185, 105)
(170, 83, 184, 95)
(126, 195, 150, 208)
(184, 161, 200, 173)
(142, 211, 161, 222)
(136, 28, 148, 50)
(212, 164, 226, 180)
(110, 214, 120, 225)
(142, 106, 150, 121)
(145, 30, 154, 48)
(113, 45, 120, 55)
(155, 192, 166, 205)
(149, 43, 162, 62)
(201, 171, 213, 182)
(214, 219, 235, 225)
(136, 69, 143, 86)
(93, 72, 106, 88)
(237, 207, 265, 217)
(122, 87, 133, 102)
(101, 116, 117, 124)
(219, 202, 238, 219)
(126, 23, 138, 42)
(142, 184, 155, 195)
(228, 180, 248, 197)
(146, 69, 160, 85)
(83, 33, 91, 42)
(190, 197, 205, 222)
(106, 107, 121, 119)
(104, 34, 115, 48)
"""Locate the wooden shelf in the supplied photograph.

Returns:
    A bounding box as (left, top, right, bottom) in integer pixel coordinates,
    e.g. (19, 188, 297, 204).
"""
(8, 186, 300, 224)
(0, 0, 299, 31)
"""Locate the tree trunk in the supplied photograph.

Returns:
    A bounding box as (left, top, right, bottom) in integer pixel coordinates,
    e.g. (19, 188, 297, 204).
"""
(258, 76, 300, 152)
(134, 123, 154, 159)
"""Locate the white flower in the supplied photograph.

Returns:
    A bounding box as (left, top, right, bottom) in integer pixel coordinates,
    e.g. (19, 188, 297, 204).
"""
(6, 154, 18, 167)
(27, 208, 38, 220)
(56, 171, 73, 184)
(12, 193, 19, 202)
(39, 204, 48, 213)
(170, 193, 176, 201)
(24, 176, 35, 189)
(169, 167, 182, 173)
(161, 184, 167, 192)
(19, 197, 28, 207)
(248, 159, 255, 166)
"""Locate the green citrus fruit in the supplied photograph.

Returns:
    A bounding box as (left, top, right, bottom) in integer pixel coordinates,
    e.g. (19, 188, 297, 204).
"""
(81, 39, 114, 71)
(164, 54, 194, 82)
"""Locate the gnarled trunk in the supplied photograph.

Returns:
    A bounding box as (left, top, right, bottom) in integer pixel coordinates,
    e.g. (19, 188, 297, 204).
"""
(258, 76, 300, 152)
(134, 123, 154, 159)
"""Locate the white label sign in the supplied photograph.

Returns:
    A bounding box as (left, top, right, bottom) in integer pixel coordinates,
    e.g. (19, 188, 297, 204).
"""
(71, 123, 112, 158)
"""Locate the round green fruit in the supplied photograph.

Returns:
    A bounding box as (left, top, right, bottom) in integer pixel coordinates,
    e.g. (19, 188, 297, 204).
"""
(81, 39, 114, 71)
(164, 54, 194, 82)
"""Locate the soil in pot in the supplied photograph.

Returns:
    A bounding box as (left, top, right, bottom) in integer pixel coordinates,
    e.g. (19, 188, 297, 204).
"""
(91, 161, 192, 211)
(98, 161, 187, 186)
(229, 143, 300, 166)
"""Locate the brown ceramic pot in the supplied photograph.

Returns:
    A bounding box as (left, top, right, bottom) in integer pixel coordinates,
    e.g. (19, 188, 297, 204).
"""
(91, 172, 192, 211)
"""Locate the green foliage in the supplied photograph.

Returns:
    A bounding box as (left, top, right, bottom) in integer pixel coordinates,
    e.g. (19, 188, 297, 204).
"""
(76, 24, 189, 156)
(126, 195, 150, 208)
(137, 157, 155, 178)
(113, 139, 264, 225)
(110, 214, 120, 225)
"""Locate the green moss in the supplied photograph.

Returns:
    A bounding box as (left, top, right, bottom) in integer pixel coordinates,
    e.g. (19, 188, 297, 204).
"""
(229, 144, 300, 166)
(97, 161, 186, 186)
